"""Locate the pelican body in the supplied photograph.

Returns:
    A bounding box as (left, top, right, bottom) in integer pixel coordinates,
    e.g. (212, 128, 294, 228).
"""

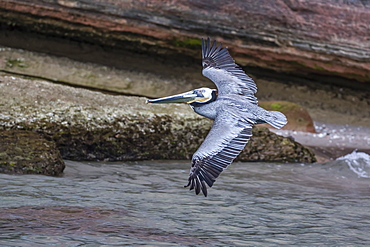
(147, 38, 287, 196)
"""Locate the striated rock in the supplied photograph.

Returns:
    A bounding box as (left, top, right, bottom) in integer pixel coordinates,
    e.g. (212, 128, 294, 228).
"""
(259, 101, 316, 133)
(0, 75, 316, 163)
(0, 130, 65, 175)
(0, 47, 199, 98)
(0, 0, 369, 85)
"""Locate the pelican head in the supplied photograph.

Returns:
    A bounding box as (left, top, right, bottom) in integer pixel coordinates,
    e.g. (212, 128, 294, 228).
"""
(147, 87, 217, 104)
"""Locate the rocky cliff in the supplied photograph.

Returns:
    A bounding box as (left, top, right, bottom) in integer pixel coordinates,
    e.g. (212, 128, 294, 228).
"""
(0, 0, 369, 85)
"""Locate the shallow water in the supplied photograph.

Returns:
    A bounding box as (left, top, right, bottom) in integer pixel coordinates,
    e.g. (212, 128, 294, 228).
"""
(1, 155, 370, 246)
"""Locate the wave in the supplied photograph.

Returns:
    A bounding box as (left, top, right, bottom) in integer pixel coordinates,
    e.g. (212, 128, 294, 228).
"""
(336, 151, 370, 178)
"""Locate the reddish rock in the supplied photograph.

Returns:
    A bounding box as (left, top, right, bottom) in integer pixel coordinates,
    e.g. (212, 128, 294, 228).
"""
(0, 0, 369, 83)
(259, 101, 316, 133)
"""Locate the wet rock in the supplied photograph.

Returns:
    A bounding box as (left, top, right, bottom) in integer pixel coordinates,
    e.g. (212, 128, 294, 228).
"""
(0, 75, 316, 163)
(0, 130, 65, 175)
(0, 0, 369, 84)
(242, 127, 316, 163)
(259, 101, 316, 133)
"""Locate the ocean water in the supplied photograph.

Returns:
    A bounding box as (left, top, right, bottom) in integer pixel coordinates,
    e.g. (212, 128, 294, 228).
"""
(1, 152, 369, 246)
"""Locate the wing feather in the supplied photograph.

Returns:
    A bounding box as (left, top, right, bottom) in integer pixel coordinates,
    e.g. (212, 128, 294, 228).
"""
(202, 37, 258, 104)
(185, 110, 253, 196)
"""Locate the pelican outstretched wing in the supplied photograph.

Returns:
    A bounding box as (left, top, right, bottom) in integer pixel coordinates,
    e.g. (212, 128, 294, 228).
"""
(185, 109, 253, 196)
(202, 37, 258, 104)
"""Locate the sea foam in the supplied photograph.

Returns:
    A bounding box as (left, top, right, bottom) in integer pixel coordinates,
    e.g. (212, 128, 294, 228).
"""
(337, 151, 370, 178)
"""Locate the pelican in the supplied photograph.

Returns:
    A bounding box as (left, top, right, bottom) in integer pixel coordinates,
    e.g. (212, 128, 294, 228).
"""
(147, 38, 287, 196)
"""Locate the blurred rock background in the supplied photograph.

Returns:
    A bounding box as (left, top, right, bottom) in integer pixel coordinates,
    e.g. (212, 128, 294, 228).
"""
(1, 0, 369, 172)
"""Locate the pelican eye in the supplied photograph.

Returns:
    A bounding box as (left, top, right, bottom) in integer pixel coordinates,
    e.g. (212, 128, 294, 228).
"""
(194, 90, 204, 97)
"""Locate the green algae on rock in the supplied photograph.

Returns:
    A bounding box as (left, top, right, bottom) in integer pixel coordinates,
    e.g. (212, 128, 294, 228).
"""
(0, 130, 65, 175)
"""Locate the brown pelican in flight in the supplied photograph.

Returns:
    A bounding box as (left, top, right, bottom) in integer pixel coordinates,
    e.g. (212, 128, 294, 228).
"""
(147, 38, 287, 196)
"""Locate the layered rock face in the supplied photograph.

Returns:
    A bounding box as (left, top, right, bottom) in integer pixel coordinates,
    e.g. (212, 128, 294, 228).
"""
(0, 0, 369, 84)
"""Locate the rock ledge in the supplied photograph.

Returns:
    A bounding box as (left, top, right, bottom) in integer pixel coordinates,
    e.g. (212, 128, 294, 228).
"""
(0, 75, 316, 164)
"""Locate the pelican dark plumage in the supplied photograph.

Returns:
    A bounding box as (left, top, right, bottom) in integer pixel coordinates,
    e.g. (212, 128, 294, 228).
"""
(147, 38, 287, 196)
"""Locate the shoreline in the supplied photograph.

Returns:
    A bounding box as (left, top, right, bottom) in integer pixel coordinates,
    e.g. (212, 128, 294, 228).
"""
(1, 43, 369, 165)
(1, 68, 369, 163)
(270, 122, 370, 162)
(0, 75, 316, 167)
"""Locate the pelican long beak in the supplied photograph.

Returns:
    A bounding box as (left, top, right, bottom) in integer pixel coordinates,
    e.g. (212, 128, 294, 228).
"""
(146, 90, 198, 104)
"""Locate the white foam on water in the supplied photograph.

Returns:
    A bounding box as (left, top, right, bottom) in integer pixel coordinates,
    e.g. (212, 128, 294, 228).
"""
(337, 151, 370, 178)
